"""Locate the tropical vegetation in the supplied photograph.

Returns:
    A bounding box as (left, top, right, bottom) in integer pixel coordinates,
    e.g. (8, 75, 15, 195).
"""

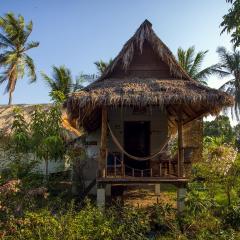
(176, 46, 218, 84)
(1, 113, 240, 239)
(41, 66, 87, 102)
(221, 0, 240, 48)
(216, 47, 240, 120)
(1, 1, 240, 239)
(94, 59, 112, 75)
(0, 13, 39, 105)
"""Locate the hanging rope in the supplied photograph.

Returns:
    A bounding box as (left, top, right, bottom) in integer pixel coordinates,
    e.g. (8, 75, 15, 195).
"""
(107, 123, 170, 161)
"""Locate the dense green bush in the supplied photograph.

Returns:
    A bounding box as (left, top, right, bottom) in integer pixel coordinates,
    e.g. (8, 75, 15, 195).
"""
(1, 201, 150, 240)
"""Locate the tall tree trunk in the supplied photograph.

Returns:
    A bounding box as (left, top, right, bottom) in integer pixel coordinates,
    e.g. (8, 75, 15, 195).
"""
(8, 91, 13, 105)
(8, 66, 17, 105)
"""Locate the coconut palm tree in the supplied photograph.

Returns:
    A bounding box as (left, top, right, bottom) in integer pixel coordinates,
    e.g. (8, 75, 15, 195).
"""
(41, 65, 73, 101)
(176, 46, 221, 147)
(0, 13, 39, 105)
(94, 59, 112, 75)
(221, 0, 240, 48)
(177, 46, 219, 85)
(42, 66, 91, 102)
(216, 46, 240, 119)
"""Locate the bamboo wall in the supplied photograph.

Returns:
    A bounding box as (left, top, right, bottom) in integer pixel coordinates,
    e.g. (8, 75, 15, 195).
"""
(183, 118, 203, 176)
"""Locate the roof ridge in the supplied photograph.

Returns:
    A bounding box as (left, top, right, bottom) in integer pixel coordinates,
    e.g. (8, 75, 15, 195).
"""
(98, 19, 192, 82)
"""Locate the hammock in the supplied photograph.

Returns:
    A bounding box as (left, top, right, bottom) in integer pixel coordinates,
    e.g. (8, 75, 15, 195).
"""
(107, 123, 170, 161)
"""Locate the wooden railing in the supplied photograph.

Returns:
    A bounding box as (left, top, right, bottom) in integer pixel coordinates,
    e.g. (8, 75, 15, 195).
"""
(99, 157, 182, 179)
(97, 149, 194, 179)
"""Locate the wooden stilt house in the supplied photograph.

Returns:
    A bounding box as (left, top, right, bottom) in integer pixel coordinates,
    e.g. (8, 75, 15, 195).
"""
(66, 20, 233, 207)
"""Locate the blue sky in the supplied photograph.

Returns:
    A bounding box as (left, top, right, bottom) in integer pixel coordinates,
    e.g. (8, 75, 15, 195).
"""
(0, 0, 232, 104)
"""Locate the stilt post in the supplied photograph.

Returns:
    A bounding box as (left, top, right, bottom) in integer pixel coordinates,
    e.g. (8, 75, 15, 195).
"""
(100, 106, 108, 178)
(97, 186, 106, 209)
(159, 163, 162, 176)
(155, 184, 161, 196)
(177, 112, 184, 177)
(177, 187, 187, 213)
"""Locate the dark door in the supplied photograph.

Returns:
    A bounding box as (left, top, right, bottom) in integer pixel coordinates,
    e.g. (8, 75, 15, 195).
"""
(124, 121, 150, 172)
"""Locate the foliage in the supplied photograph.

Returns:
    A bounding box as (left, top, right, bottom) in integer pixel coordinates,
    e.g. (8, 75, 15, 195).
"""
(31, 104, 65, 176)
(216, 46, 240, 120)
(223, 205, 240, 230)
(94, 59, 113, 75)
(203, 115, 235, 145)
(202, 138, 238, 202)
(0, 12, 39, 104)
(11, 107, 31, 153)
(221, 0, 240, 48)
(176, 46, 219, 84)
(41, 65, 73, 102)
(6, 104, 65, 178)
(1, 201, 150, 240)
(42, 66, 90, 102)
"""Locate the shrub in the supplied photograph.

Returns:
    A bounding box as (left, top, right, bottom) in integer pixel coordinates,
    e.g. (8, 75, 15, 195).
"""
(1, 201, 150, 240)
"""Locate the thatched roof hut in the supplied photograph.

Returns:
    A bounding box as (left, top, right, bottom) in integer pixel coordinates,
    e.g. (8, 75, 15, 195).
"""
(66, 20, 233, 131)
(0, 104, 81, 141)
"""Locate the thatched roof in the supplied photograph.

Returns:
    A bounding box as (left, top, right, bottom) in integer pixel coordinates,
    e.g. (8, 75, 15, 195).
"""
(99, 19, 191, 81)
(0, 104, 82, 141)
(66, 20, 234, 130)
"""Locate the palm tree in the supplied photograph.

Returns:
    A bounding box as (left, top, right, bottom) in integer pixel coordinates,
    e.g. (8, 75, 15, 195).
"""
(216, 46, 240, 119)
(41, 65, 73, 101)
(221, 0, 240, 48)
(177, 46, 218, 84)
(94, 59, 112, 75)
(176, 46, 221, 151)
(42, 66, 91, 102)
(0, 13, 39, 105)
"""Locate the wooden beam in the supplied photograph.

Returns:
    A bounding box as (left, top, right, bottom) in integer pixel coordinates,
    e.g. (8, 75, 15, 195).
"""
(183, 110, 206, 126)
(177, 113, 184, 177)
(100, 106, 108, 177)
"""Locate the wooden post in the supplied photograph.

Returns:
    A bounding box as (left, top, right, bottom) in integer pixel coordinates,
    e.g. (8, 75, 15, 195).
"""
(105, 149, 108, 177)
(150, 168, 153, 177)
(168, 158, 172, 175)
(121, 160, 124, 177)
(159, 163, 162, 176)
(177, 114, 184, 177)
(132, 168, 134, 177)
(100, 106, 108, 178)
(114, 157, 117, 177)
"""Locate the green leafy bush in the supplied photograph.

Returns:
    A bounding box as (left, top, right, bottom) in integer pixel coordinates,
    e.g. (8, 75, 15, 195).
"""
(2, 202, 150, 240)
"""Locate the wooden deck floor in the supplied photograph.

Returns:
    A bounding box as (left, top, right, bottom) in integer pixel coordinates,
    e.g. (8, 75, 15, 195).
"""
(97, 176, 189, 184)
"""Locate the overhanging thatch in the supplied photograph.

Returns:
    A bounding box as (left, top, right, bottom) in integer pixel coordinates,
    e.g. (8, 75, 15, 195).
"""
(0, 104, 82, 141)
(66, 19, 234, 130)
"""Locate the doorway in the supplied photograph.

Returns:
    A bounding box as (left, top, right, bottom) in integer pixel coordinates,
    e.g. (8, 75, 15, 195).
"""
(124, 121, 150, 173)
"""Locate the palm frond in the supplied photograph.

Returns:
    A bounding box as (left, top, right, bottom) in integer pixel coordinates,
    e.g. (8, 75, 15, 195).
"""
(177, 47, 192, 73)
(41, 71, 56, 89)
(42, 66, 73, 97)
(94, 59, 112, 75)
(190, 50, 208, 78)
(24, 54, 36, 82)
(0, 33, 14, 49)
(0, 74, 8, 84)
(23, 20, 33, 43)
(219, 79, 235, 91)
(24, 41, 39, 51)
(194, 64, 229, 82)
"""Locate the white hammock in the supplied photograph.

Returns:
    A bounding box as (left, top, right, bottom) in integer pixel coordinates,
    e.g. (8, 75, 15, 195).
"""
(107, 123, 170, 161)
